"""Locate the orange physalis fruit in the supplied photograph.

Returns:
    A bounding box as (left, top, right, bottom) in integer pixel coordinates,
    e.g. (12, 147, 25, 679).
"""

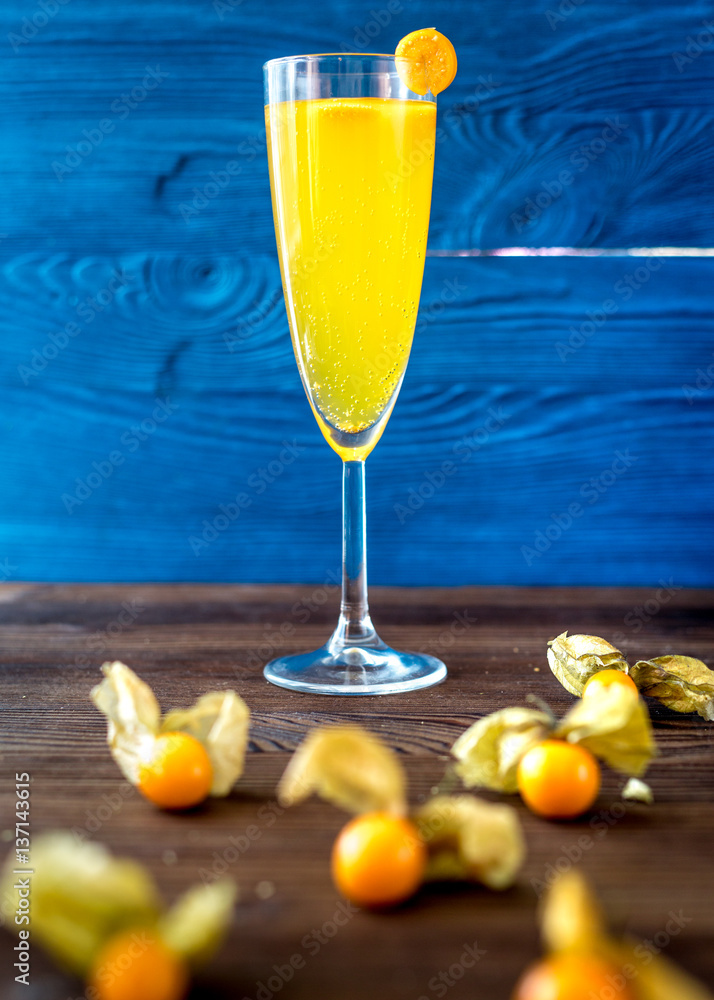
(512, 952, 637, 1000)
(516, 739, 600, 820)
(88, 929, 188, 1000)
(137, 731, 213, 810)
(582, 669, 639, 700)
(395, 28, 457, 96)
(331, 811, 427, 908)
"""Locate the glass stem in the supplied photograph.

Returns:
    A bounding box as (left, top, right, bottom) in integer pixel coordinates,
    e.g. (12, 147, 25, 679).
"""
(329, 460, 384, 650)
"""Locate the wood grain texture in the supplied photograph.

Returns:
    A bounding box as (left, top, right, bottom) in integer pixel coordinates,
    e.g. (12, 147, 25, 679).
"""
(1, 0, 713, 586)
(0, 584, 713, 999)
(1, 254, 712, 585)
(1, 0, 713, 255)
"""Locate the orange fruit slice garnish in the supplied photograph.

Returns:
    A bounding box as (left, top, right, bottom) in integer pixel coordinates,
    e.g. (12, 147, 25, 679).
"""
(395, 28, 457, 96)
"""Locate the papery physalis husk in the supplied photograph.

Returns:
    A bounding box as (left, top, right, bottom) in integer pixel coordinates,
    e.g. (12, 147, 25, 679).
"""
(0, 833, 236, 977)
(622, 776, 654, 804)
(451, 708, 551, 792)
(90, 661, 160, 784)
(547, 632, 629, 696)
(540, 870, 714, 1000)
(631, 655, 714, 722)
(553, 682, 655, 777)
(277, 725, 407, 816)
(158, 879, 237, 964)
(1, 832, 159, 974)
(91, 661, 250, 796)
(414, 794, 525, 890)
(612, 940, 714, 1000)
(540, 869, 608, 953)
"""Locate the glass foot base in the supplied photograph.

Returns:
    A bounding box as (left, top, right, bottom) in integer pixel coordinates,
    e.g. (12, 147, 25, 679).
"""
(263, 643, 447, 696)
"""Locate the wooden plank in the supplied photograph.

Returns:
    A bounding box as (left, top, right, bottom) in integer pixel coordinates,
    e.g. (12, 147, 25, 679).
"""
(0, 256, 712, 585)
(3, 254, 714, 390)
(1, 1, 713, 253)
(1, 381, 712, 585)
(0, 584, 713, 998)
(0, 581, 713, 721)
(2, 110, 713, 255)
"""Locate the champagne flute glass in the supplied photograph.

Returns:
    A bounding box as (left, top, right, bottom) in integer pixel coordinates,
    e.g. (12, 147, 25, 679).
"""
(263, 52, 446, 694)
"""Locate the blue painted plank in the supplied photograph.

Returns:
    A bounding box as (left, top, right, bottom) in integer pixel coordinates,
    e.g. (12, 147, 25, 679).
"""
(3, 253, 712, 391)
(1, 0, 713, 256)
(1, 0, 712, 585)
(0, 256, 712, 586)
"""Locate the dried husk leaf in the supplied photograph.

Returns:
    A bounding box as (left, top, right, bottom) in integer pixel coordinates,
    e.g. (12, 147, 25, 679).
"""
(540, 869, 608, 953)
(277, 725, 407, 815)
(631, 655, 714, 721)
(611, 940, 714, 1000)
(547, 632, 629, 696)
(540, 873, 714, 999)
(162, 690, 250, 796)
(90, 661, 161, 784)
(0, 832, 160, 975)
(554, 683, 655, 777)
(414, 794, 525, 889)
(622, 776, 654, 804)
(92, 663, 251, 796)
(451, 708, 551, 792)
(158, 879, 237, 965)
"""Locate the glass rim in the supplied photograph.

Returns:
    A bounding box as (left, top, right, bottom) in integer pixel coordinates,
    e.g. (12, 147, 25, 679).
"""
(263, 53, 403, 70)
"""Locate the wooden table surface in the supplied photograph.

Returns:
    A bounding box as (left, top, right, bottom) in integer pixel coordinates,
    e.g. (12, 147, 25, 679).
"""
(1, 583, 713, 999)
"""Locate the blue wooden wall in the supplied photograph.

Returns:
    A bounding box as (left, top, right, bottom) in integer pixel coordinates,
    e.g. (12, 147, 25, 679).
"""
(1, 0, 713, 586)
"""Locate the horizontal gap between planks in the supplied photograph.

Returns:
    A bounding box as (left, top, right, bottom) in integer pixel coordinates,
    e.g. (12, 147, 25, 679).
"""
(426, 247, 714, 258)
